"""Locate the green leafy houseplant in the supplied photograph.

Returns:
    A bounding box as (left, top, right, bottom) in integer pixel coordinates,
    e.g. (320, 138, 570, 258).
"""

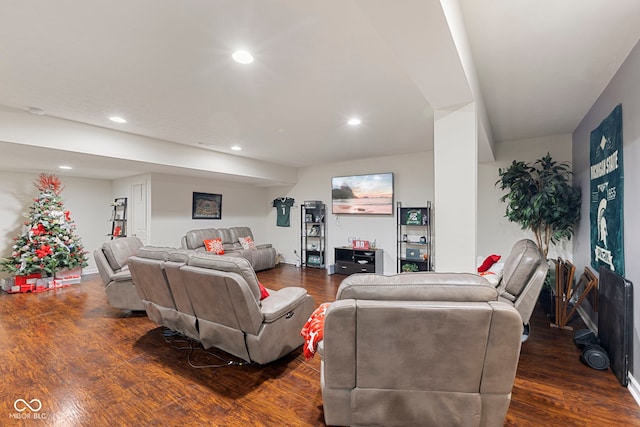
(496, 153, 581, 258)
(401, 263, 419, 273)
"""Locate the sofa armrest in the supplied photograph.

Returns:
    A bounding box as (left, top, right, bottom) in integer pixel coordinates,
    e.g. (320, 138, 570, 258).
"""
(322, 299, 357, 389)
(317, 340, 325, 358)
(94, 248, 115, 285)
(110, 269, 133, 282)
(260, 287, 308, 322)
(256, 243, 272, 249)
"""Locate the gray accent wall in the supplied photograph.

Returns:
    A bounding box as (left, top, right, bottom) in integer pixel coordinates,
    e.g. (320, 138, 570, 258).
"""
(572, 40, 640, 383)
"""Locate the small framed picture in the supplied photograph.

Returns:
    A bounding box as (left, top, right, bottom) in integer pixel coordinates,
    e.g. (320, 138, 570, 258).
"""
(406, 248, 420, 260)
(405, 209, 422, 225)
(192, 192, 222, 220)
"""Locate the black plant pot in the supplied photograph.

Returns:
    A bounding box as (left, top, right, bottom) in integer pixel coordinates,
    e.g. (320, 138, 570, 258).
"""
(539, 286, 555, 318)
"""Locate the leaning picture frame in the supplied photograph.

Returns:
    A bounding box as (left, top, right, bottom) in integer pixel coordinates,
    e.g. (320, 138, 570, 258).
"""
(192, 192, 222, 219)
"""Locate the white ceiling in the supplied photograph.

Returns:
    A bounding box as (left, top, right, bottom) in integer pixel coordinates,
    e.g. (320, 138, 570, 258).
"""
(0, 0, 639, 181)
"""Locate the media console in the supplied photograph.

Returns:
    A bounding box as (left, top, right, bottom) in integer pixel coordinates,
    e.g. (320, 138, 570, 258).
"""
(334, 247, 383, 275)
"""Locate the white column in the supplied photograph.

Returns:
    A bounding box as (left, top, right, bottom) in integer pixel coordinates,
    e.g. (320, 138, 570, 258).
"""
(433, 102, 478, 272)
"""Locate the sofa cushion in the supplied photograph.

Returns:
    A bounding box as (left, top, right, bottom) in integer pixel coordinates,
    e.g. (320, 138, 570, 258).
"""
(336, 273, 498, 302)
(214, 228, 242, 251)
(204, 238, 225, 254)
(136, 246, 174, 260)
(217, 228, 235, 244)
(187, 253, 261, 301)
(501, 239, 542, 299)
(102, 237, 143, 271)
(184, 229, 218, 250)
(111, 269, 134, 282)
(231, 226, 254, 240)
(168, 249, 193, 263)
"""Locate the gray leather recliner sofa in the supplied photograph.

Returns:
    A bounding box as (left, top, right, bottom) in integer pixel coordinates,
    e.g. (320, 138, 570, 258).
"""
(181, 227, 276, 271)
(128, 248, 315, 364)
(319, 273, 524, 427)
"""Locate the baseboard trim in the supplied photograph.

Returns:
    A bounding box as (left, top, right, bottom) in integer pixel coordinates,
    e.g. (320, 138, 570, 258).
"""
(628, 375, 640, 406)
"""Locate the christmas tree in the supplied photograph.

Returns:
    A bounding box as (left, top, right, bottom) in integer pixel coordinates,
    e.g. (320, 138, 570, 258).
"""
(1, 173, 89, 277)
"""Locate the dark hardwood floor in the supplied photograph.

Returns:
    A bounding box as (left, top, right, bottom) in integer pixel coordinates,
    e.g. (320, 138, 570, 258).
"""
(1, 263, 639, 426)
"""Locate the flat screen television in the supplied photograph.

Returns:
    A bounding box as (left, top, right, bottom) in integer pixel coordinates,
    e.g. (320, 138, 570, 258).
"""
(331, 172, 394, 215)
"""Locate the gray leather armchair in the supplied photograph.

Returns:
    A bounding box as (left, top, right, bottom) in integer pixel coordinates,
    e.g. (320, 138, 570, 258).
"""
(495, 238, 548, 328)
(93, 236, 145, 311)
(320, 273, 523, 427)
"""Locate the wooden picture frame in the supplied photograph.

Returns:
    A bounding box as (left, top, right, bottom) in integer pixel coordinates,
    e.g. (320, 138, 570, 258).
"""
(192, 192, 222, 219)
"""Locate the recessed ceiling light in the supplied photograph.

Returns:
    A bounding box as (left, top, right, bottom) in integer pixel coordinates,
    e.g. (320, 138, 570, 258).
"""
(231, 145, 242, 151)
(347, 118, 361, 126)
(232, 50, 254, 64)
(59, 165, 72, 170)
(109, 116, 127, 123)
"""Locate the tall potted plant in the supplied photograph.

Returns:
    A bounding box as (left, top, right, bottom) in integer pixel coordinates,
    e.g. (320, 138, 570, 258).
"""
(495, 153, 581, 258)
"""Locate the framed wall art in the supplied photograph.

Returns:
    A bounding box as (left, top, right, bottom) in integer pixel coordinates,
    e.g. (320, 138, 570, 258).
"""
(192, 192, 222, 220)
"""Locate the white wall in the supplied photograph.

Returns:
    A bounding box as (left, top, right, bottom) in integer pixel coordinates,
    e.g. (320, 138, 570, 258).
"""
(478, 133, 573, 260)
(146, 173, 271, 248)
(265, 151, 434, 274)
(0, 171, 112, 276)
(572, 40, 640, 380)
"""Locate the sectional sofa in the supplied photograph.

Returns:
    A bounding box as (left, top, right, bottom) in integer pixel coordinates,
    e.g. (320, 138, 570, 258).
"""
(181, 227, 277, 271)
(94, 227, 277, 312)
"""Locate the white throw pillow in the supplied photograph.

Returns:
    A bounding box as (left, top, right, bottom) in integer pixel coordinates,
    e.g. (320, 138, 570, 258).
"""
(239, 236, 257, 250)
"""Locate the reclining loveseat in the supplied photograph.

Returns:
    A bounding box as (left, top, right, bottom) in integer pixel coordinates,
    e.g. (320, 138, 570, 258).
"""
(128, 248, 315, 364)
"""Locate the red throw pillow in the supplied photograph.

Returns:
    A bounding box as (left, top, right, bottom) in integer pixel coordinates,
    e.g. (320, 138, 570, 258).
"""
(258, 281, 270, 300)
(478, 254, 501, 273)
(203, 238, 225, 254)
